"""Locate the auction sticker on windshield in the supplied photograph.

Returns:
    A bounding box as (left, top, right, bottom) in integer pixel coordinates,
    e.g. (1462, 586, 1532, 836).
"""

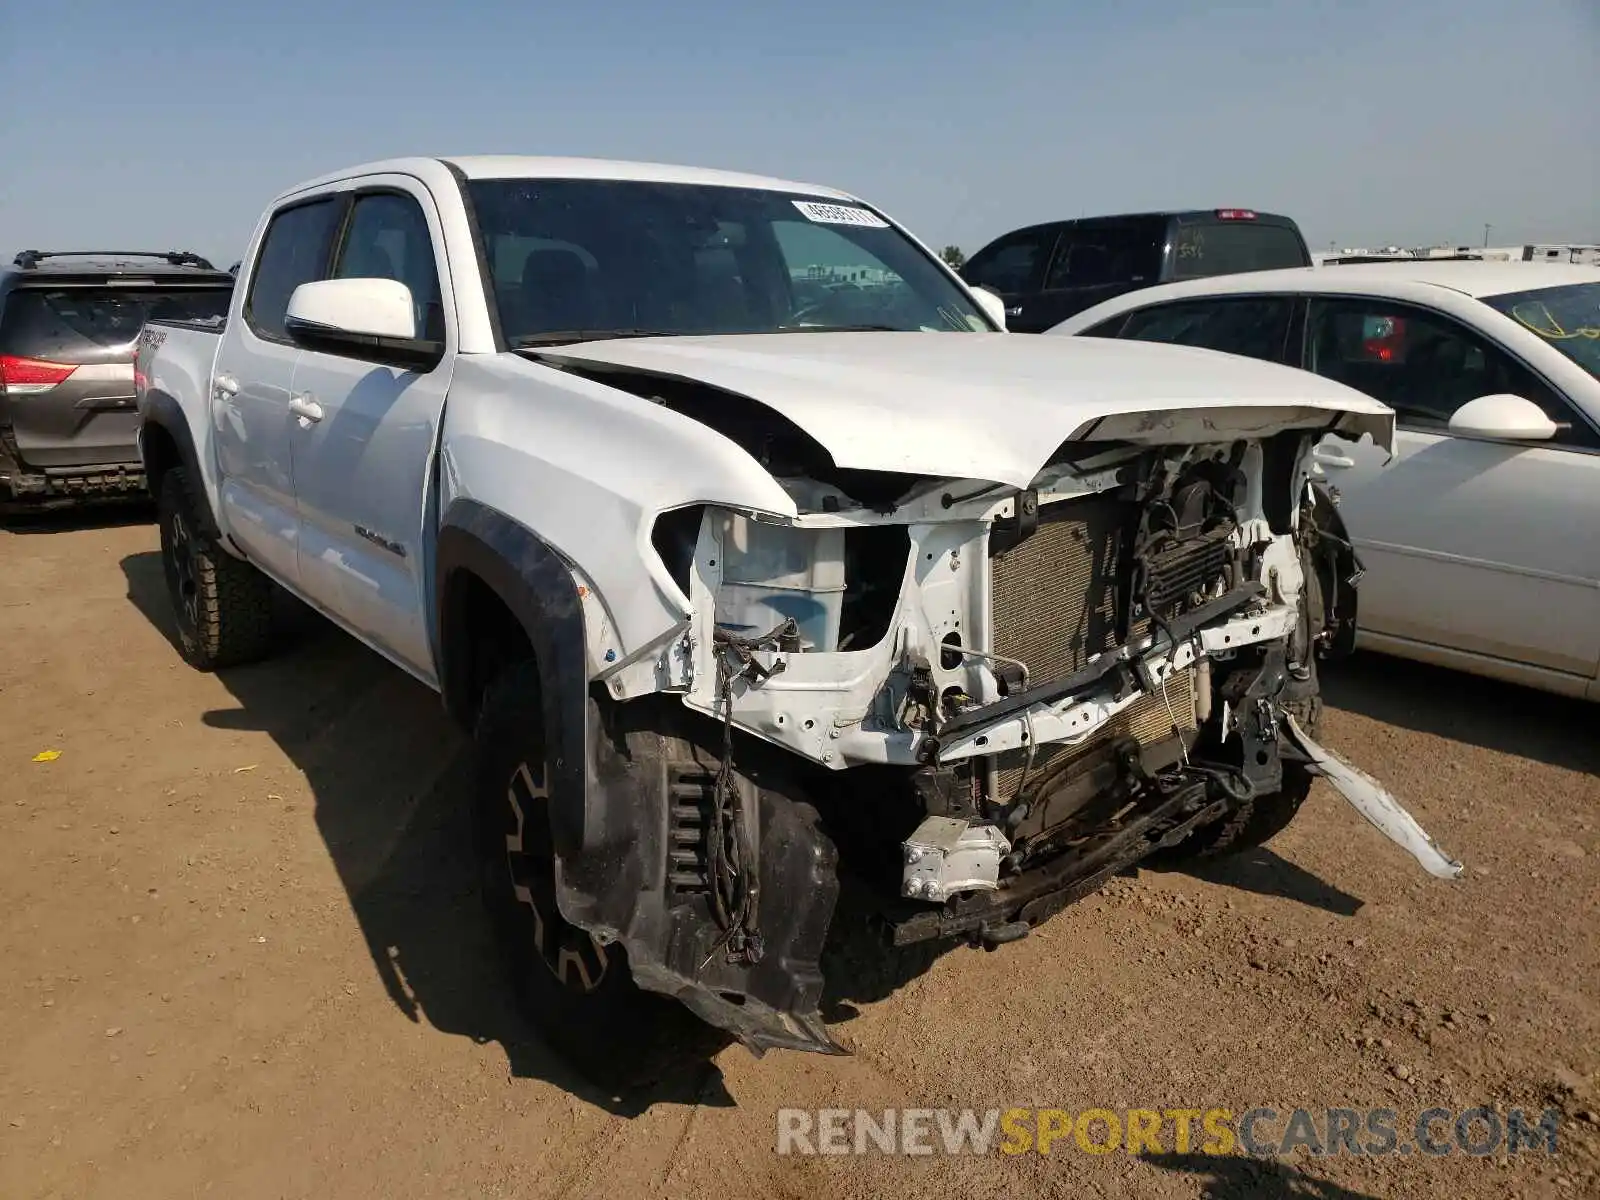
(792, 200, 890, 228)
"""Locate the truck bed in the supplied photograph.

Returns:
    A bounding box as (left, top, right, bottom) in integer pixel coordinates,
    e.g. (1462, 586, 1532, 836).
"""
(135, 318, 229, 509)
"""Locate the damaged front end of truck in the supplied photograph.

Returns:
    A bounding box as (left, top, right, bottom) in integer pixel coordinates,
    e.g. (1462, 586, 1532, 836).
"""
(487, 342, 1464, 1065)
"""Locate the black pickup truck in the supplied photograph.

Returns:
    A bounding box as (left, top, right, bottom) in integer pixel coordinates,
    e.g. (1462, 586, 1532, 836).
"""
(961, 209, 1311, 333)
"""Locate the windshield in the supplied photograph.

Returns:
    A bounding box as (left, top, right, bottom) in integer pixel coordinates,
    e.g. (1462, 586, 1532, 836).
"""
(1483, 282, 1600, 380)
(464, 178, 990, 344)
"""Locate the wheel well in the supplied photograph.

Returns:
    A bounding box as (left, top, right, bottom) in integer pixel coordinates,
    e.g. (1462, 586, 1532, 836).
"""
(140, 420, 181, 499)
(441, 567, 536, 724)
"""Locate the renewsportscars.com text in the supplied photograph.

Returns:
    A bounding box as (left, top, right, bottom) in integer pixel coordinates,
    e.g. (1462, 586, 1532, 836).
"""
(775, 1106, 1563, 1158)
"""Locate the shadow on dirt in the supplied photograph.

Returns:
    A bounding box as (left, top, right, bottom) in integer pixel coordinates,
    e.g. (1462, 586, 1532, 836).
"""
(119, 549, 731, 1116)
(1141, 1152, 1383, 1198)
(817, 877, 957, 1026)
(1321, 651, 1598, 775)
(0, 498, 154, 534)
(1160, 847, 1364, 918)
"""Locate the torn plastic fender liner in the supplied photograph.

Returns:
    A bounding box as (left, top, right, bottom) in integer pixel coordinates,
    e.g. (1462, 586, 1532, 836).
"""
(552, 698, 848, 1057)
(436, 502, 844, 1056)
(1282, 715, 1465, 880)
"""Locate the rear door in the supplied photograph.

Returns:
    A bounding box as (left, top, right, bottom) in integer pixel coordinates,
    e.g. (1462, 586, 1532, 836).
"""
(1029, 218, 1168, 330)
(286, 183, 454, 684)
(959, 226, 1058, 332)
(212, 196, 343, 589)
(0, 280, 230, 470)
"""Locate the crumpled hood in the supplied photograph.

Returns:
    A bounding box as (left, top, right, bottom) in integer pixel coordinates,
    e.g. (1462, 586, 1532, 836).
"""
(532, 332, 1395, 488)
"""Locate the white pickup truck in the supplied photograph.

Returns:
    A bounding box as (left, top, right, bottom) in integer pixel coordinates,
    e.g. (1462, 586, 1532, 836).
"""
(134, 155, 1462, 1087)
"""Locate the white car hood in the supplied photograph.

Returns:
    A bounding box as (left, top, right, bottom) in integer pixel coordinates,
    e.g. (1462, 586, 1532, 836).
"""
(534, 332, 1394, 488)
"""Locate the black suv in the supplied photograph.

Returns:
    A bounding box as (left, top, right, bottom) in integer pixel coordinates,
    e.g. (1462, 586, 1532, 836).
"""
(0, 250, 234, 507)
(960, 210, 1311, 333)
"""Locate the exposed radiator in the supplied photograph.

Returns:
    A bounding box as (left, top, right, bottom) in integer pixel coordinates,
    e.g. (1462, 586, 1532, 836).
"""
(987, 495, 1197, 803)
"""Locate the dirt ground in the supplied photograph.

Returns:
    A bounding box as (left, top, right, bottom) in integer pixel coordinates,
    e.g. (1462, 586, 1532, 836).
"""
(2, 507, 1597, 1200)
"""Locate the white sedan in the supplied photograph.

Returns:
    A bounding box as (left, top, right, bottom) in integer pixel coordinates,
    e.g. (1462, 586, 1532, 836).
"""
(1049, 262, 1600, 700)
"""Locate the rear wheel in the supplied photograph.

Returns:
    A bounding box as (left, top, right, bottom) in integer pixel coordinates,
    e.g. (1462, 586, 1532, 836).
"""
(472, 662, 725, 1090)
(156, 468, 275, 671)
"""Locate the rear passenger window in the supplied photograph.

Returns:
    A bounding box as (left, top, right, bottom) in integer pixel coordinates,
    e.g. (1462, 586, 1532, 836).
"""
(962, 229, 1055, 294)
(1118, 297, 1295, 363)
(333, 192, 445, 342)
(244, 199, 342, 342)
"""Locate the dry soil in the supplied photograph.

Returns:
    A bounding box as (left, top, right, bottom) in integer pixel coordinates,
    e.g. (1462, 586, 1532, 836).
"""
(2, 508, 1597, 1199)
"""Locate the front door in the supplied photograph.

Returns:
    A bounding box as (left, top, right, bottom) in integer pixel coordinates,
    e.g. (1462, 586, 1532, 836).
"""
(1304, 296, 1600, 681)
(288, 185, 454, 684)
(959, 226, 1058, 332)
(212, 196, 344, 588)
(1029, 219, 1168, 331)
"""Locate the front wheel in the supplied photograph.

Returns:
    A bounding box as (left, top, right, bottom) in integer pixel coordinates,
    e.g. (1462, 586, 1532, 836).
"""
(472, 662, 726, 1090)
(1154, 684, 1323, 864)
(156, 468, 275, 671)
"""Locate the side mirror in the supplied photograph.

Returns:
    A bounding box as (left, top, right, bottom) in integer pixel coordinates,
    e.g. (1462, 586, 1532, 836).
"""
(1447, 394, 1559, 441)
(285, 278, 442, 369)
(971, 285, 1007, 331)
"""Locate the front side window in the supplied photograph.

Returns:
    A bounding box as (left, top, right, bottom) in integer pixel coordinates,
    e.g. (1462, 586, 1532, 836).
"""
(960, 228, 1056, 296)
(465, 179, 990, 346)
(1482, 282, 1600, 381)
(1117, 296, 1295, 363)
(1305, 297, 1596, 448)
(333, 192, 445, 341)
(244, 198, 342, 341)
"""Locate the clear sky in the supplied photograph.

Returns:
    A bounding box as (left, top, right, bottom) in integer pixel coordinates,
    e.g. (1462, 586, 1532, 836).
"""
(2, 0, 1595, 265)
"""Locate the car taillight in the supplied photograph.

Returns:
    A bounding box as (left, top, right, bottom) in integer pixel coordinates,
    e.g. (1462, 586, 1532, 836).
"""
(1215, 208, 1258, 220)
(0, 354, 78, 394)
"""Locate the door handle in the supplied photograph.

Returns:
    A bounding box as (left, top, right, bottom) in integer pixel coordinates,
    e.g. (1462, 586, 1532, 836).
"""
(1313, 447, 1356, 469)
(288, 394, 324, 423)
(213, 373, 239, 399)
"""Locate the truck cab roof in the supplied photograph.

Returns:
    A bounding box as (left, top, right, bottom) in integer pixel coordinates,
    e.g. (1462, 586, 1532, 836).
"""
(279, 154, 860, 206)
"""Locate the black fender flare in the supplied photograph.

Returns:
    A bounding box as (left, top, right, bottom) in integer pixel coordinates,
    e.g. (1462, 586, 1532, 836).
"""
(433, 498, 590, 859)
(138, 391, 218, 534)
(434, 499, 845, 1056)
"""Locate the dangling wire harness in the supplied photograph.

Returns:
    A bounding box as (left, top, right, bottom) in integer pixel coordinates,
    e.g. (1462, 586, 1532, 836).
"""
(703, 618, 798, 968)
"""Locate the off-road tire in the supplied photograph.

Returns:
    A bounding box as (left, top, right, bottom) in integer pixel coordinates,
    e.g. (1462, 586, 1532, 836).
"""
(156, 467, 275, 671)
(472, 662, 726, 1092)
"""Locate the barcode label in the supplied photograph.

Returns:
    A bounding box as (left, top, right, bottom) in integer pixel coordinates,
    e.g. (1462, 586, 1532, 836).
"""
(792, 200, 890, 228)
